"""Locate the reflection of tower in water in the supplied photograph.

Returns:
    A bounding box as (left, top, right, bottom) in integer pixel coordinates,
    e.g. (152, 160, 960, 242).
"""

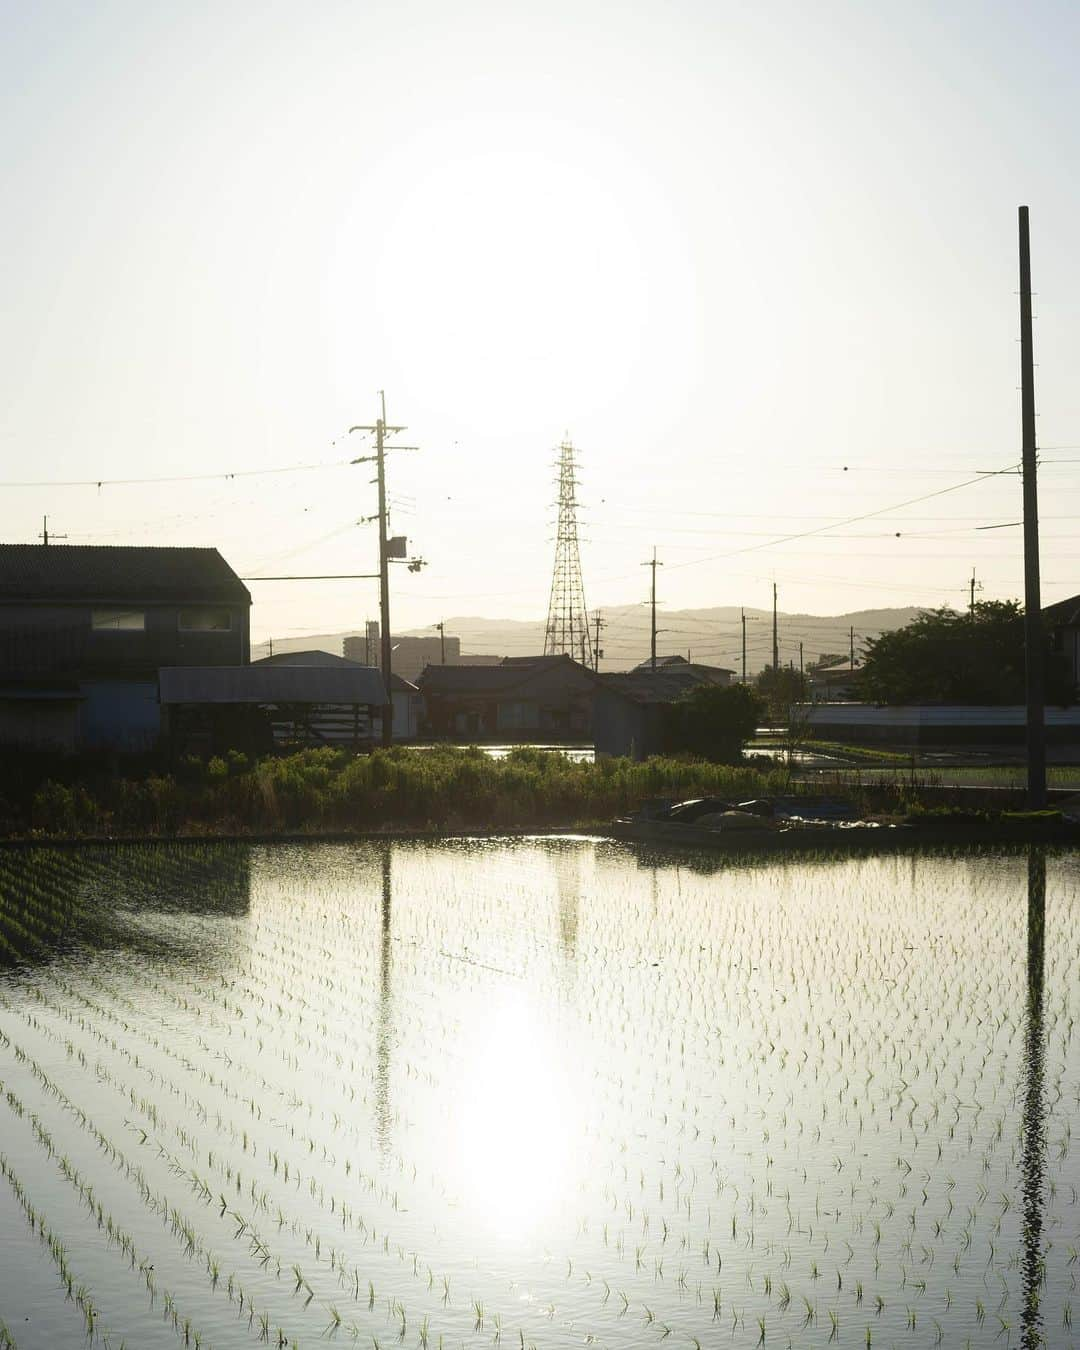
(1020, 847, 1046, 1350)
(550, 845, 582, 960)
(375, 846, 393, 1160)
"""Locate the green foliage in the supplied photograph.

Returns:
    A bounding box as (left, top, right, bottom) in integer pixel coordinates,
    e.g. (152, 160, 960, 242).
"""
(13, 746, 793, 838)
(664, 683, 762, 762)
(860, 601, 1073, 705)
(753, 665, 807, 722)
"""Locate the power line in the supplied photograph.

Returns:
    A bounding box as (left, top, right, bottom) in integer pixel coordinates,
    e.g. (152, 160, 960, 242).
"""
(0, 458, 352, 489)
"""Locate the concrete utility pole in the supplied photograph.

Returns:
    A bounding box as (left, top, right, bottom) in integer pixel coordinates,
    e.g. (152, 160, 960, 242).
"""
(38, 517, 66, 547)
(643, 548, 662, 672)
(741, 608, 747, 683)
(350, 392, 407, 749)
(436, 621, 446, 664)
(1019, 205, 1046, 807)
(849, 625, 855, 672)
(970, 567, 978, 620)
(593, 609, 604, 673)
(799, 641, 804, 686)
(772, 583, 779, 671)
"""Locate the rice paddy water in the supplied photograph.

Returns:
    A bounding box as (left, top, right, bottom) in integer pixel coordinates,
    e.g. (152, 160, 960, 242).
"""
(0, 837, 1077, 1349)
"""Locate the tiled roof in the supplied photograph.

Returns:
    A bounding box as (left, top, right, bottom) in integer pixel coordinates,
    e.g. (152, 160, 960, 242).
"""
(0, 545, 250, 604)
(598, 668, 727, 705)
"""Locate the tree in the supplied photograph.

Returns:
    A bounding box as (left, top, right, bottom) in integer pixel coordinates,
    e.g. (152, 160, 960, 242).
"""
(859, 601, 1072, 705)
(753, 665, 806, 724)
(664, 683, 762, 763)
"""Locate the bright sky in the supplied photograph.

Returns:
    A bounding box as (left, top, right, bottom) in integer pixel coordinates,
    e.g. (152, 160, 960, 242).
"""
(3, 0, 1080, 648)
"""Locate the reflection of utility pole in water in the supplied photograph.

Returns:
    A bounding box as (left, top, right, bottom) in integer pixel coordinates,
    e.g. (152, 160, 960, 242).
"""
(375, 846, 393, 1159)
(1020, 846, 1047, 1350)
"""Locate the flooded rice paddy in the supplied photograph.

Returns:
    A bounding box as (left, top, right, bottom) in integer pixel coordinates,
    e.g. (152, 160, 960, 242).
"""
(0, 837, 1077, 1350)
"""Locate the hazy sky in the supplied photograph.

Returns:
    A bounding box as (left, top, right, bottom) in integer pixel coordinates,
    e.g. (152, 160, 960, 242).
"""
(4, 0, 1080, 654)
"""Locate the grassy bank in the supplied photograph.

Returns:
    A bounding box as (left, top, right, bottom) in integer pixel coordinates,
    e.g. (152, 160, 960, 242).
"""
(15, 745, 803, 839)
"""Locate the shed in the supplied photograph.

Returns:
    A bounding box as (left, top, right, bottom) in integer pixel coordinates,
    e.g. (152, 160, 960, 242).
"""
(252, 650, 421, 740)
(159, 665, 388, 756)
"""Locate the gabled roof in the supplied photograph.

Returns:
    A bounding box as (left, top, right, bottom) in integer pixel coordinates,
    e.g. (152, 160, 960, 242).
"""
(159, 665, 388, 706)
(631, 657, 735, 678)
(598, 667, 729, 706)
(418, 653, 593, 694)
(0, 545, 250, 604)
(252, 650, 417, 692)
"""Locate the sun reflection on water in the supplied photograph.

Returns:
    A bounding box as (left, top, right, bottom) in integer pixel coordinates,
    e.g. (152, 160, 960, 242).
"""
(450, 988, 576, 1242)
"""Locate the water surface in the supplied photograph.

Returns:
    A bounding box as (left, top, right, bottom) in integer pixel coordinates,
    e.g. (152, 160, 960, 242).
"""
(0, 838, 1076, 1349)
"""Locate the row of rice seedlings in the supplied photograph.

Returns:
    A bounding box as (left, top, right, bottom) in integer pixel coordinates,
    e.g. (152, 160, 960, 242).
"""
(0, 1033, 315, 1349)
(1, 975, 503, 1348)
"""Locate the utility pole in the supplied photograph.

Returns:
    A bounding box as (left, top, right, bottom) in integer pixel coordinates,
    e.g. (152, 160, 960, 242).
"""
(643, 548, 662, 672)
(350, 392, 407, 749)
(593, 609, 604, 673)
(38, 516, 66, 547)
(772, 583, 779, 671)
(970, 567, 977, 620)
(849, 625, 855, 671)
(436, 621, 446, 664)
(741, 608, 747, 683)
(1019, 205, 1046, 807)
(799, 640, 804, 690)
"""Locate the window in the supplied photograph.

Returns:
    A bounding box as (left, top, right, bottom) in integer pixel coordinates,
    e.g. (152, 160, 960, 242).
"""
(179, 608, 232, 632)
(91, 609, 145, 631)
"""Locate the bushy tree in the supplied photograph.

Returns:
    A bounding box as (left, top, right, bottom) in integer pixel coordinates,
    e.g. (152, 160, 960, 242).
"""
(753, 665, 807, 723)
(664, 683, 763, 762)
(860, 601, 1072, 705)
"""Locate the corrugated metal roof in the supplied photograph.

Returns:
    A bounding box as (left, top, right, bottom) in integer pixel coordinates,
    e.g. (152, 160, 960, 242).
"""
(252, 651, 418, 692)
(0, 545, 250, 604)
(159, 665, 388, 706)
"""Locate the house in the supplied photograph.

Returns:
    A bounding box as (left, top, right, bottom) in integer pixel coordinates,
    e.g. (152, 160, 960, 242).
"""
(594, 662, 735, 760)
(0, 544, 250, 752)
(159, 664, 388, 756)
(252, 650, 421, 741)
(418, 655, 596, 740)
(1043, 594, 1080, 699)
(807, 661, 863, 702)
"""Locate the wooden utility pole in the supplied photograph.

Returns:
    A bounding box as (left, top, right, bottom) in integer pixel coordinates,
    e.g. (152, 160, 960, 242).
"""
(772, 583, 779, 671)
(643, 549, 662, 672)
(1019, 206, 1046, 807)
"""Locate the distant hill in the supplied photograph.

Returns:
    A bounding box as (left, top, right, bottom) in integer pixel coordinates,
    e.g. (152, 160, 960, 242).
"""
(251, 606, 923, 675)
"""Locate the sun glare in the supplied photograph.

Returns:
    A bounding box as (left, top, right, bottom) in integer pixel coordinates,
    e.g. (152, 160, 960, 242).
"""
(450, 987, 575, 1241)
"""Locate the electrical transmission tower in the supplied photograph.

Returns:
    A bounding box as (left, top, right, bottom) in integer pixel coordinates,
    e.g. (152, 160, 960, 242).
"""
(543, 438, 592, 667)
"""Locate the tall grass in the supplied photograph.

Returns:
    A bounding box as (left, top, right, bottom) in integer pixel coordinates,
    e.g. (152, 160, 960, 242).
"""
(25, 746, 794, 838)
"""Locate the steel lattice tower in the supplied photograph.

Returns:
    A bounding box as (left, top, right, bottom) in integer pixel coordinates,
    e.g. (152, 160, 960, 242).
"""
(544, 438, 592, 667)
